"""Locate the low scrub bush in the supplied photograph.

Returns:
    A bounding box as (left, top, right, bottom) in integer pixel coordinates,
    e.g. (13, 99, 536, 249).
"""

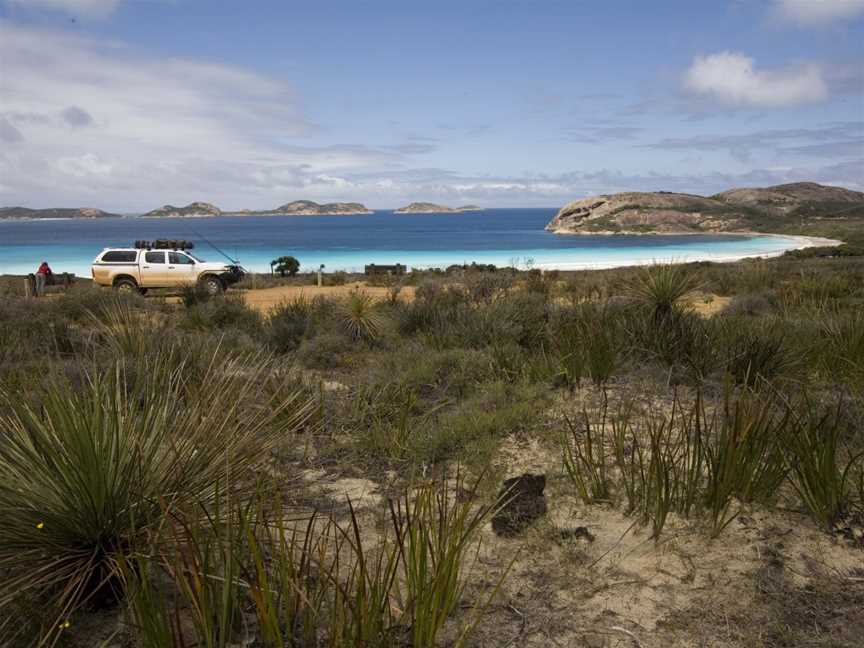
(549, 303, 623, 387)
(721, 291, 777, 317)
(718, 317, 802, 387)
(181, 294, 262, 332)
(267, 296, 313, 353)
(0, 298, 77, 365)
(296, 332, 353, 370)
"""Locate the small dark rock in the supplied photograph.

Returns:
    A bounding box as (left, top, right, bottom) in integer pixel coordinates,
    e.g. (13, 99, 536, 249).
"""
(560, 526, 595, 542)
(491, 473, 547, 537)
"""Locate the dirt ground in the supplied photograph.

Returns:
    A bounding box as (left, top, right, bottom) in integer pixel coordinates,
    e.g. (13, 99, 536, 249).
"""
(240, 281, 416, 312)
(238, 283, 728, 318)
(690, 292, 732, 318)
(461, 428, 864, 648)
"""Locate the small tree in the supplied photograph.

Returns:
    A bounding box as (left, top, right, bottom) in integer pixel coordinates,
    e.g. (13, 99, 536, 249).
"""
(271, 256, 300, 277)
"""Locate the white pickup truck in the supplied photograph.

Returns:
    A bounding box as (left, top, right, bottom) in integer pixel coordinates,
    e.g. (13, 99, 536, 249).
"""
(91, 242, 244, 295)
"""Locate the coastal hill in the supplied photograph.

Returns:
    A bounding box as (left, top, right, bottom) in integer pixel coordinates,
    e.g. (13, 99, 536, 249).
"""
(241, 200, 373, 216)
(0, 206, 122, 220)
(545, 182, 864, 235)
(141, 202, 222, 218)
(395, 202, 483, 214)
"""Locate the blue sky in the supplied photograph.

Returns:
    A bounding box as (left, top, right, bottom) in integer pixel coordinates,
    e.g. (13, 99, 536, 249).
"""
(0, 0, 861, 210)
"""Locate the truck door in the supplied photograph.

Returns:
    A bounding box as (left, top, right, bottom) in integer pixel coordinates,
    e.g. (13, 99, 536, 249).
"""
(167, 251, 197, 286)
(141, 250, 167, 286)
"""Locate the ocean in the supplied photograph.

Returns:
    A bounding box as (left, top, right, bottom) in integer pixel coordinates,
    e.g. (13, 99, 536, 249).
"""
(0, 208, 812, 276)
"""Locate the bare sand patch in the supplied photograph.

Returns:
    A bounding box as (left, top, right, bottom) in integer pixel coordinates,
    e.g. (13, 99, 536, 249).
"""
(690, 292, 732, 317)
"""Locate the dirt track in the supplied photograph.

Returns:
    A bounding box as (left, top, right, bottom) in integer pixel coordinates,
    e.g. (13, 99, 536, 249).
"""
(241, 281, 416, 313)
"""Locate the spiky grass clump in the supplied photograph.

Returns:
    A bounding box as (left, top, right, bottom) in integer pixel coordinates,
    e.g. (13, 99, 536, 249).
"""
(628, 263, 702, 319)
(783, 401, 864, 529)
(0, 349, 316, 645)
(89, 296, 164, 357)
(340, 290, 385, 341)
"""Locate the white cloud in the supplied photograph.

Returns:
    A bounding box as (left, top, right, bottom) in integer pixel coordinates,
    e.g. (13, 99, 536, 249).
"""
(774, 0, 864, 25)
(4, 0, 121, 18)
(684, 51, 827, 107)
(0, 22, 408, 210)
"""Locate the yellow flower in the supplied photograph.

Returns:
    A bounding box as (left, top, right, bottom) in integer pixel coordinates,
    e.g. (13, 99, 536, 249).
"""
(59, 620, 71, 629)
(36, 522, 44, 530)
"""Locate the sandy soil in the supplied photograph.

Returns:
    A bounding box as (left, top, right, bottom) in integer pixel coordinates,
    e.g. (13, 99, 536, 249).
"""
(457, 391, 864, 648)
(241, 281, 416, 313)
(690, 292, 732, 317)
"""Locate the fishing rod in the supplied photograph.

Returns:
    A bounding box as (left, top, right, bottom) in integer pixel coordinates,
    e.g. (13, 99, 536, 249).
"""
(185, 226, 242, 266)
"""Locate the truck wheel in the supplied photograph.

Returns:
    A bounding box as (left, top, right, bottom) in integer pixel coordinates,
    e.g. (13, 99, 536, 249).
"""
(201, 275, 224, 296)
(114, 278, 139, 294)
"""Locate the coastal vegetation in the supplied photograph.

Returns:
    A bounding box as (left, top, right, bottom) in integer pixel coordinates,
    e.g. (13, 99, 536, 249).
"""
(271, 255, 301, 277)
(0, 246, 862, 646)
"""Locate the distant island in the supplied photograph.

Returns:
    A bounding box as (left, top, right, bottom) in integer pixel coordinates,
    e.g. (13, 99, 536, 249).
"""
(236, 200, 373, 216)
(141, 202, 222, 218)
(545, 182, 864, 235)
(0, 207, 122, 220)
(394, 202, 483, 214)
(138, 200, 373, 217)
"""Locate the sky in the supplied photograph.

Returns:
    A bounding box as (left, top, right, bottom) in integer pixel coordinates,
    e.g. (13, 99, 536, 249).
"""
(0, 0, 862, 211)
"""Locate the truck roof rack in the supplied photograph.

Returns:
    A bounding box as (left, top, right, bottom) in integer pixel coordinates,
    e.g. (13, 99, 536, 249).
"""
(134, 239, 195, 250)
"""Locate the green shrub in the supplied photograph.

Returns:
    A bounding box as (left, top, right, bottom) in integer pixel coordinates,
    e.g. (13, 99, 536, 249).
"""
(267, 296, 313, 353)
(181, 294, 262, 332)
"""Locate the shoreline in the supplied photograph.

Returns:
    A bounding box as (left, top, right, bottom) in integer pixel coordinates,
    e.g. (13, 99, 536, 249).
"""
(0, 234, 842, 277)
(529, 234, 843, 271)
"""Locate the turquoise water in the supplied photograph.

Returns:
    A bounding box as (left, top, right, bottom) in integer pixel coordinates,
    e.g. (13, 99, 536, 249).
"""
(0, 209, 809, 276)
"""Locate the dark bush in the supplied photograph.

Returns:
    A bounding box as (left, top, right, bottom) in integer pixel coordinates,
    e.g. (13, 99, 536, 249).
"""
(296, 332, 353, 369)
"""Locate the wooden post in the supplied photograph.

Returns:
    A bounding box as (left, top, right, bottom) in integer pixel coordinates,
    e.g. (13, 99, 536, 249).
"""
(25, 274, 36, 298)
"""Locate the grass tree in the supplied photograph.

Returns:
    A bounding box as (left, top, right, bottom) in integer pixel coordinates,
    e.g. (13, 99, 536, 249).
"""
(0, 348, 317, 645)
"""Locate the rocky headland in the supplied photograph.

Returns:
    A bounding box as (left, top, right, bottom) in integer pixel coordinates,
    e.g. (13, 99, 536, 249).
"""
(0, 207, 122, 220)
(394, 202, 483, 214)
(545, 182, 864, 235)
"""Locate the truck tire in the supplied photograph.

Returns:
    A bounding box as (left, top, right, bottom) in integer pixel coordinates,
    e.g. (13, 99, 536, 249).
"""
(201, 275, 224, 296)
(114, 278, 139, 294)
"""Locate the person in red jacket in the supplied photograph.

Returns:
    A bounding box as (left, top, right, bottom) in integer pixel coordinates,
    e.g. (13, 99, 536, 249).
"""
(35, 261, 53, 296)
